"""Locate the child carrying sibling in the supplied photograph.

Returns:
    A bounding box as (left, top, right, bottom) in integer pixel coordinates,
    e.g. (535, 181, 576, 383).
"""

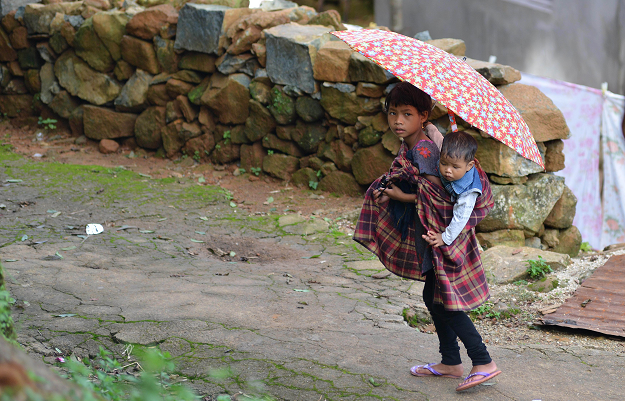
(354, 81, 501, 392)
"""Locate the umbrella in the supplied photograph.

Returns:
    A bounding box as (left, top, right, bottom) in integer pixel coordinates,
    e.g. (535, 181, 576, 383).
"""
(331, 29, 544, 168)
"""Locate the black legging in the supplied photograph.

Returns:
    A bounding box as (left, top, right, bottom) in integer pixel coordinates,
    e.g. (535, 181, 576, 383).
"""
(422, 271, 492, 366)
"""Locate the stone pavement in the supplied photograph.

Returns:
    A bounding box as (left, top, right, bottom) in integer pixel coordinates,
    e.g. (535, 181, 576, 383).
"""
(1, 155, 624, 401)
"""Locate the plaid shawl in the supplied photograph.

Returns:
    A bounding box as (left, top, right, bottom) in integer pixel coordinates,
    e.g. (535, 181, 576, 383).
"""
(353, 143, 494, 311)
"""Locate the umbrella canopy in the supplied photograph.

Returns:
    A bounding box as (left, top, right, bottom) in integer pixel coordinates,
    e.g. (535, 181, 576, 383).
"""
(332, 29, 544, 168)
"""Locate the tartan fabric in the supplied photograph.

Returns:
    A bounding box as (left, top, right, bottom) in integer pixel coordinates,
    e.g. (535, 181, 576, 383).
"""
(353, 143, 494, 311)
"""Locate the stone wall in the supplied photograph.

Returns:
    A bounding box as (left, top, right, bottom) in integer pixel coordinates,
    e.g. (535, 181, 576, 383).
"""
(0, 0, 581, 256)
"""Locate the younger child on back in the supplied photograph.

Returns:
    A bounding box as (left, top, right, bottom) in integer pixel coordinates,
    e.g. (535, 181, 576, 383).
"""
(422, 131, 482, 247)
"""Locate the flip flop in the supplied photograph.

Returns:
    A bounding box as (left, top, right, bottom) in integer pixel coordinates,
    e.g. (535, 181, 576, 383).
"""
(456, 370, 502, 391)
(410, 363, 462, 379)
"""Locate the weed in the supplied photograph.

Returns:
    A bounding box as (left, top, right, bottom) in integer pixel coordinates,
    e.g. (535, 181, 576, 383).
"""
(223, 130, 231, 139)
(250, 167, 261, 176)
(580, 242, 592, 252)
(37, 117, 57, 130)
(526, 256, 552, 279)
(267, 150, 274, 155)
(513, 280, 528, 286)
(193, 151, 201, 162)
(308, 180, 318, 190)
(239, 168, 246, 174)
(316, 170, 322, 177)
(470, 302, 518, 320)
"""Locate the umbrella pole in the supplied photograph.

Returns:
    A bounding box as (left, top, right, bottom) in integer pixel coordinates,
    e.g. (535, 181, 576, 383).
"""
(448, 110, 458, 132)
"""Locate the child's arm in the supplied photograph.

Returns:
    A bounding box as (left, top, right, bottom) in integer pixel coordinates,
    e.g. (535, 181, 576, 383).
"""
(423, 192, 478, 247)
(441, 192, 479, 245)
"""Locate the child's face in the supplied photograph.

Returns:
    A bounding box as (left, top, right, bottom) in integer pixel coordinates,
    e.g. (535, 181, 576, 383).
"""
(387, 104, 427, 144)
(439, 154, 475, 182)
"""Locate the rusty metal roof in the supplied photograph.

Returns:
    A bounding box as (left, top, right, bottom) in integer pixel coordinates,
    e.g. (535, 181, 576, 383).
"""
(540, 254, 625, 338)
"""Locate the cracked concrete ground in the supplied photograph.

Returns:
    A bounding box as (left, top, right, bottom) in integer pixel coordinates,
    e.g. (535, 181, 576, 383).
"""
(1, 152, 624, 401)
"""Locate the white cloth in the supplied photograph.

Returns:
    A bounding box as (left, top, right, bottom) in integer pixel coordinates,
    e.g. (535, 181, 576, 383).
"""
(442, 191, 479, 245)
(600, 92, 625, 247)
(519, 73, 604, 249)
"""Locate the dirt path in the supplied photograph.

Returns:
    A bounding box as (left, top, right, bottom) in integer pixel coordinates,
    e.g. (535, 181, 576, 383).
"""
(1, 138, 625, 400)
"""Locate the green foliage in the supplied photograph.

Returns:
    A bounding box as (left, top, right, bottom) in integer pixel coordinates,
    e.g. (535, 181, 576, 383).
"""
(38, 116, 57, 130)
(250, 167, 261, 176)
(580, 242, 592, 252)
(223, 130, 231, 139)
(470, 302, 519, 321)
(267, 150, 273, 155)
(526, 256, 553, 280)
(316, 170, 322, 177)
(238, 168, 246, 174)
(308, 180, 318, 190)
(192, 151, 201, 162)
(0, 263, 17, 344)
(62, 346, 198, 401)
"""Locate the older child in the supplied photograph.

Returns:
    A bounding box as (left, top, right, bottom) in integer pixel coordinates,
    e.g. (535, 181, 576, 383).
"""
(354, 82, 500, 392)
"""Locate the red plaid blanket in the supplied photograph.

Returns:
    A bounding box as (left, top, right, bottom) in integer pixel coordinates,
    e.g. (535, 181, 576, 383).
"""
(353, 143, 494, 311)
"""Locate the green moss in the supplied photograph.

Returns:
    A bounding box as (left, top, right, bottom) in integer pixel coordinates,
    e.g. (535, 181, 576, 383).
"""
(0, 262, 17, 344)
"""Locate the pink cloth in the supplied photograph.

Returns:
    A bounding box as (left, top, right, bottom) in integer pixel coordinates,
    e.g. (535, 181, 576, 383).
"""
(519, 74, 604, 249)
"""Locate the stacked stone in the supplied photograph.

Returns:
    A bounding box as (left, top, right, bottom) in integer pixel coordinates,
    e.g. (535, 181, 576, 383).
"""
(0, 0, 579, 255)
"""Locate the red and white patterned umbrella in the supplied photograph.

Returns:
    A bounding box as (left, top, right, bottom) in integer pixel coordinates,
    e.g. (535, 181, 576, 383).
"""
(332, 29, 544, 168)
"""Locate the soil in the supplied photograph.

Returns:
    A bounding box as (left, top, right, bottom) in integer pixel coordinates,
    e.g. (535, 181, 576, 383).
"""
(2, 121, 624, 355)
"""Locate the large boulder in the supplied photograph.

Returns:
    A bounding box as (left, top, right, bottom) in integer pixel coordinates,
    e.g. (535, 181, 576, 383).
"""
(74, 17, 114, 72)
(351, 143, 394, 185)
(83, 105, 137, 140)
(126, 4, 177, 40)
(318, 171, 362, 197)
(498, 83, 570, 142)
(262, 153, 299, 180)
(114, 69, 152, 112)
(211, 139, 240, 164)
(544, 185, 576, 229)
(267, 85, 296, 124)
(54, 50, 122, 105)
(464, 57, 521, 85)
(161, 120, 185, 157)
(200, 73, 250, 124)
(0, 25, 16, 62)
(174, 3, 230, 54)
(154, 37, 179, 74)
(244, 99, 276, 142)
(476, 229, 525, 249)
(468, 129, 545, 177)
(319, 84, 381, 125)
(240, 141, 265, 172)
(426, 38, 466, 56)
(0, 94, 32, 117)
(481, 246, 572, 284)
(477, 173, 565, 235)
(134, 106, 165, 149)
(295, 95, 324, 122)
(549, 226, 581, 257)
(48, 91, 80, 119)
(22, 3, 83, 35)
(178, 52, 217, 73)
(348, 51, 395, 84)
(120, 35, 160, 75)
(289, 120, 326, 154)
(182, 131, 216, 159)
(262, 133, 302, 157)
(544, 139, 565, 172)
(264, 22, 332, 93)
(317, 140, 353, 172)
(92, 10, 130, 61)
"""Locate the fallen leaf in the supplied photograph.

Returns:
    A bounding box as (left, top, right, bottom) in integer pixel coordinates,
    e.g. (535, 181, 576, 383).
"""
(198, 176, 206, 183)
(199, 216, 209, 221)
(60, 246, 76, 251)
(229, 251, 236, 257)
(116, 225, 136, 231)
(230, 201, 237, 208)
(6, 179, 22, 183)
(4, 259, 18, 262)
(190, 239, 205, 243)
(158, 217, 168, 222)
(195, 231, 206, 235)
(293, 289, 309, 292)
(55, 314, 76, 318)
(20, 235, 28, 241)
(139, 230, 155, 234)
(47, 210, 57, 214)
(369, 377, 381, 387)
(55, 251, 64, 259)
(50, 211, 61, 218)
(266, 196, 274, 204)
(138, 173, 152, 178)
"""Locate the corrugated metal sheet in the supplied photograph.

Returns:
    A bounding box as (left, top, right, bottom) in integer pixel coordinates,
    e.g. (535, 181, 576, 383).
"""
(540, 254, 625, 337)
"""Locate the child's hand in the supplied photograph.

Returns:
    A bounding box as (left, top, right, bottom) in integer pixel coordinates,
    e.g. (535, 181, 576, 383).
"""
(423, 231, 445, 247)
(373, 189, 390, 204)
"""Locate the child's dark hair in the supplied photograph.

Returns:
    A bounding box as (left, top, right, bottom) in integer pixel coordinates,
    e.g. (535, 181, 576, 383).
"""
(441, 131, 478, 163)
(384, 81, 432, 116)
